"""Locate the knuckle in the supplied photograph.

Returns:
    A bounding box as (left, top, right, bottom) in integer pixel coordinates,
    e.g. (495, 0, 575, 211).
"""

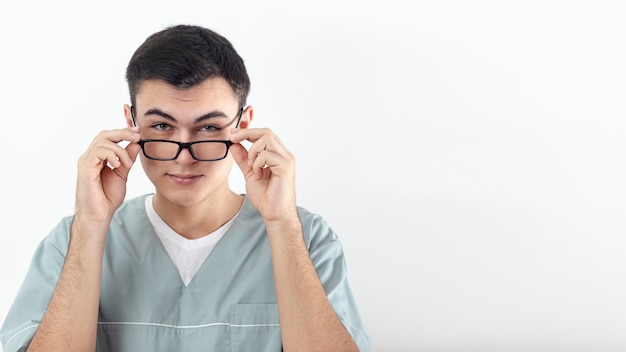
(95, 130, 110, 139)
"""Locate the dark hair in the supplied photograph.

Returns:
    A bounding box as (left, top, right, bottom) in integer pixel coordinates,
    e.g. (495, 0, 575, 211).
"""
(126, 24, 250, 109)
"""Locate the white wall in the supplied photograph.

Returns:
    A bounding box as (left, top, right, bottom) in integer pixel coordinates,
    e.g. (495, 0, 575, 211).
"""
(1, 1, 625, 351)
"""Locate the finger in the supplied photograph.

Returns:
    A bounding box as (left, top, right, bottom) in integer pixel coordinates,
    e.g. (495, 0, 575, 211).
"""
(78, 148, 119, 172)
(251, 151, 267, 180)
(249, 144, 292, 175)
(230, 128, 288, 166)
(252, 149, 292, 179)
(113, 142, 141, 180)
(247, 136, 289, 166)
(229, 142, 252, 176)
(127, 141, 141, 163)
(92, 141, 134, 169)
(90, 127, 141, 148)
(87, 127, 141, 167)
(230, 127, 284, 146)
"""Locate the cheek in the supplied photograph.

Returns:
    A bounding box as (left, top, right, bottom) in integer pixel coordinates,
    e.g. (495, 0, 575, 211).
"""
(139, 157, 162, 179)
(203, 158, 236, 183)
(208, 157, 234, 175)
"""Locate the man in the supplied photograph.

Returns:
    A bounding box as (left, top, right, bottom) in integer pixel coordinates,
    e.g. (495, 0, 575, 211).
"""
(0, 24, 370, 352)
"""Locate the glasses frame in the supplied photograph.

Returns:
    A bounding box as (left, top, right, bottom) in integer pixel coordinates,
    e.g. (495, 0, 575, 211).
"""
(138, 139, 235, 161)
(133, 107, 244, 162)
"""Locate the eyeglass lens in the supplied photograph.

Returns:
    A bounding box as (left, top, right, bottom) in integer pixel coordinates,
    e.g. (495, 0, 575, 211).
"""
(142, 141, 229, 161)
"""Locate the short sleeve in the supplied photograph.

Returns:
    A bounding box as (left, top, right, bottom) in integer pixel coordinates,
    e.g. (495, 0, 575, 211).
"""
(300, 210, 372, 352)
(0, 218, 71, 352)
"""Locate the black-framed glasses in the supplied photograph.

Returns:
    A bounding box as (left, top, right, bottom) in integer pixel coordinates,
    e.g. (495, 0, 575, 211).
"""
(138, 139, 234, 161)
(135, 107, 244, 162)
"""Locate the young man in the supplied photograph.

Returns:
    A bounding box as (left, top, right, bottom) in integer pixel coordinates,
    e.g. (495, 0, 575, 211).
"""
(0, 24, 370, 352)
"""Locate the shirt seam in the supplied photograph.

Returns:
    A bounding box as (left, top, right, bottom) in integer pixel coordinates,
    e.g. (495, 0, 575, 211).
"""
(4, 323, 39, 348)
(97, 321, 280, 329)
(341, 319, 371, 349)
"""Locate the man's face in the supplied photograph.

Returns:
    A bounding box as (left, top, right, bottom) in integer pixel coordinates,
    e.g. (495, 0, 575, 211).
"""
(127, 77, 249, 208)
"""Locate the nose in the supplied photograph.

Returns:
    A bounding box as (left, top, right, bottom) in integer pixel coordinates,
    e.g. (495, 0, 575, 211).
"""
(175, 144, 196, 163)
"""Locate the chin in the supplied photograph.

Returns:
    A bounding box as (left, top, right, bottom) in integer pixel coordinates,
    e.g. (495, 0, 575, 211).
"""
(152, 181, 204, 204)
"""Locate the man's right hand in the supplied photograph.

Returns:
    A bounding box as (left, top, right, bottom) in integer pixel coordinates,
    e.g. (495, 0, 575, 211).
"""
(74, 126, 141, 226)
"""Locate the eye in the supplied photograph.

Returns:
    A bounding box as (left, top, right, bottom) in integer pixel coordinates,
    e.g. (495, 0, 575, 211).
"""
(151, 123, 171, 131)
(199, 125, 221, 132)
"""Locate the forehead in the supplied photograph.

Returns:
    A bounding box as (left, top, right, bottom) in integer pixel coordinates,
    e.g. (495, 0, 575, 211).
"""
(135, 78, 239, 114)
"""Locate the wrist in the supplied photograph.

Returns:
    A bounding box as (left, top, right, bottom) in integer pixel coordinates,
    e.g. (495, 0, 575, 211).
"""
(264, 215, 303, 240)
(70, 214, 111, 244)
(264, 210, 300, 227)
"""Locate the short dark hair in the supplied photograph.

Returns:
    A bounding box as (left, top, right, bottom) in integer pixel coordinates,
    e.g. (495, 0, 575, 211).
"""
(126, 24, 250, 109)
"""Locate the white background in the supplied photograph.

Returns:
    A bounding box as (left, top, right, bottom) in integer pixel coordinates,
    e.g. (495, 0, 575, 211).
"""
(1, 1, 625, 351)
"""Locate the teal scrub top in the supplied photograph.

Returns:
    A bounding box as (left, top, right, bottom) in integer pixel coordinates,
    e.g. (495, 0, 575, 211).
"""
(0, 195, 371, 352)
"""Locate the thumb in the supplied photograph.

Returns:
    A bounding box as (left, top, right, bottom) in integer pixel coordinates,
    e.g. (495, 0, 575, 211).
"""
(230, 143, 251, 175)
(116, 142, 141, 180)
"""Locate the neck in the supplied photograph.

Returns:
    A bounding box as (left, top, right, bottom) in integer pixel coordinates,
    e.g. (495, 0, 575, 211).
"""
(152, 190, 244, 240)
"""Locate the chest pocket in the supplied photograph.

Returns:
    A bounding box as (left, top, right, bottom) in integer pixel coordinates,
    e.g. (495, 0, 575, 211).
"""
(229, 304, 282, 352)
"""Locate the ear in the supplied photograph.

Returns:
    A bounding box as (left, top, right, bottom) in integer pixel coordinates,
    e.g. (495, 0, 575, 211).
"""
(238, 105, 254, 129)
(123, 104, 134, 127)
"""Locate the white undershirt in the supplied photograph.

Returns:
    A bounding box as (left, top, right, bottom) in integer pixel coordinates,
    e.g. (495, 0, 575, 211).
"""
(144, 195, 238, 286)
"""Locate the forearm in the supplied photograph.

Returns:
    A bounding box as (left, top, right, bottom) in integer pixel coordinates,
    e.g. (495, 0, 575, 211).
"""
(27, 219, 108, 352)
(267, 218, 358, 352)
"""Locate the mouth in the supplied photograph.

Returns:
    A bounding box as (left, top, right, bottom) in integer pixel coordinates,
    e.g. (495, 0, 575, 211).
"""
(168, 173, 203, 185)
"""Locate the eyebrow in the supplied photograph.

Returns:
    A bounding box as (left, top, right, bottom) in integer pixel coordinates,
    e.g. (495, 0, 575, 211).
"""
(144, 108, 229, 124)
